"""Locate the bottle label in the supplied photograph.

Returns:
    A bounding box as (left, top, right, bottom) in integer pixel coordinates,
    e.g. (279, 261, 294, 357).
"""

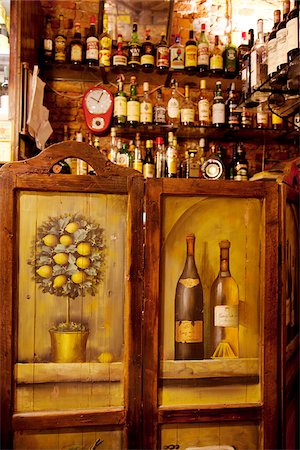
(179, 278, 200, 288)
(210, 54, 223, 70)
(154, 106, 166, 123)
(181, 108, 195, 123)
(156, 46, 169, 68)
(198, 99, 210, 122)
(257, 110, 269, 126)
(185, 45, 197, 67)
(133, 161, 143, 173)
(71, 44, 83, 63)
(55, 36, 66, 62)
(170, 47, 185, 69)
(86, 37, 99, 61)
(234, 163, 248, 181)
(143, 163, 155, 178)
(127, 100, 140, 122)
(113, 54, 127, 66)
(212, 103, 225, 124)
(214, 305, 238, 327)
(286, 17, 298, 53)
(167, 148, 177, 175)
(128, 46, 141, 65)
(267, 39, 277, 75)
(44, 38, 53, 52)
(140, 102, 153, 123)
(114, 97, 127, 117)
(197, 43, 209, 66)
(100, 36, 111, 50)
(167, 98, 180, 119)
(117, 153, 129, 167)
(276, 29, 287, 67)
(99, 48, 111, 66)
(141, 54, 155, 66)
(175, 320, 203, 343)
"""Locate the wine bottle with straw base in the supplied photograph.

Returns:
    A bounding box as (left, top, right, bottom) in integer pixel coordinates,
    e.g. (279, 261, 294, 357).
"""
(175, 234, 204, 360)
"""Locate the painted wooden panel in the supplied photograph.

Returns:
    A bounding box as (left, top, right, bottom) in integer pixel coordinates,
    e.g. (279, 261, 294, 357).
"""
(160, 422, 260, 450)
(160, 196, 262, 406)
(14, 426, 124, 450)
(16, 191, 128, 412)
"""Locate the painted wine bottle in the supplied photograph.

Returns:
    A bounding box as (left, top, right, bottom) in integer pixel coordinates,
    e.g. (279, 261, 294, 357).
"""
(175, 234, 204, 360)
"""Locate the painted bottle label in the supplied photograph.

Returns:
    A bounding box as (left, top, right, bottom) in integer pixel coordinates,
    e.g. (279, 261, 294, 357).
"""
(214, 305, 238, 327)
(175, 320, 203, 343)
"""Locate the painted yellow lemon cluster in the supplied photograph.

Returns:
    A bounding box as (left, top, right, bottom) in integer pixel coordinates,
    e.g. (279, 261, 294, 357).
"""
(29, 214, 105, 299)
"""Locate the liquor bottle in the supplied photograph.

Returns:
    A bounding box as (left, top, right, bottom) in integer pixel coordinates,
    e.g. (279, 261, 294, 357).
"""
(41, 15, 54, 64)
(140, 82, 153, 125)
(155, 136, 166, 178)
(153, 88, 166, 125)
(51, 159, 71, 174)
(113, 78, 127, 127)
(223, 36, 238, 78)
(185, 26, 197, 72)
(209, 35, 224, 76)
(112, 34, 127, 71)
(76, 131, 88, 175)
(186, 148, 200, 178)
(237, 31, 249, 75)
(156, 32, 169, 72)
(86, 16, 99, 67)
(197, 23, 209, 75)
(201, 144, 225, 180)
(286, 0, 300, 63)
(241, 29, 254, 101)
(166, 131, 177, 178)
(233, 142, 248, 180)
(169, 34, 185, 70)
(267, 10, 281, 79)
(99, 12, 112, 69)
(143, 140, 155, 178)
(212, 81, 225, 128)
(54, 14, 67, 64)
(180, 85, 195, 126)
(132, 133, 143, 173)
(241, 106, 252, 128)
(175, 233, 204, 360)
(128, 22, 141, 69)
(256, 102, 269, 128)
(250, 19, 268, 92)
(198, 79, 210, 126)
(228, 144, 238, 180)
(276, 0, 291, 72)
(226, 82, 240, 128)
(210, 240, 239, 358)
(69, 22, 84, 65)
(141, 29, 155, 72)
(127, 76, 140, 127)
(117, 142, 130, 167)
(167, 79, 180, 126)
(108, 127, 118, 163)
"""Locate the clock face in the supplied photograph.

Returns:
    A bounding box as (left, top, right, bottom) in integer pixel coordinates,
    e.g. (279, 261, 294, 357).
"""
(85, 88, 113, 114)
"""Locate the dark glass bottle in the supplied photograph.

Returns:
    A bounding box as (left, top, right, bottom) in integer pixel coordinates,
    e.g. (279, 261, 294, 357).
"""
(153, 88, 166, 125)
(51, 160, 71, 174)
(143, 139, 155, 178)
(85, 16, 99, 67)
(127, 76, 140, 127)
(54, 14, 67, 64)
(128, 22, 141, 69)
(233, 143, 248, 181)
(113, 78, 127, 127)
(241, 29, 254, 101)
(229, 145, 238, 180)
(286, 0, 300, 62)
(267, 10, 281, 79)
(276, 0, 291, 72)
(156, 32, 169, 72)
(212, 81, 225, 128)
(210, 35, 224, 76)
(112, 34, 127, 71)
(226, 82, 240, 128)
(185, 27, 197, 72)
(197, 23, 209, 75)
(141, 29, 155, 72)
(175, 234, 204, 360)
(237, 31, 249, 75)
(223, 37, 238, 78)
(69, 22, 84, 64)
(41, 15, 54, 64)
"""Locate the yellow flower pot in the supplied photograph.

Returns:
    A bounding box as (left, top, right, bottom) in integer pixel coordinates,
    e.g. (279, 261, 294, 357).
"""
(49, 329, 89, 363)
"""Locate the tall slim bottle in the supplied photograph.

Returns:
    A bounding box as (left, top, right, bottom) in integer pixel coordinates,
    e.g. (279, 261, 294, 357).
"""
(250, 19, 268, 92)
(128, 23, 141, 69)
(175, 234, 204, 360)
(286, 0, 300, 62)
(54, 14, 67, 63)
(267, 10, 281, 79)
(99, 12, 112, 69)
(276, 0, 291, 72)
(185, 27, 197, 72)
(86, 16, 99, 67)
(210, 240, 239, 358)
(197, 23, 209, 75)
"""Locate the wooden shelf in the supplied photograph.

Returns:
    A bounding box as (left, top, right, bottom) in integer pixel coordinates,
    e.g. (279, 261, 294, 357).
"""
(15, 362, 123, 384)
(160, 358, 259, 380)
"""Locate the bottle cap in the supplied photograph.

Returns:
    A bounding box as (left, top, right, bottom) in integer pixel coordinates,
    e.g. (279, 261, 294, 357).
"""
(156, 137, 164, 144)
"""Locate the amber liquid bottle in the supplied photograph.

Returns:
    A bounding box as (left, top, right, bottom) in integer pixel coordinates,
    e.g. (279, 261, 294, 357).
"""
(210, 240, 239, 358)
(175, 234, 204, 360)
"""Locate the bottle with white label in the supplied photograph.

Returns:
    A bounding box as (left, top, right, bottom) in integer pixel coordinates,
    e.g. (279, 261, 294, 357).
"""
(140, 82, 153, 125)
(180, 85, 195, 126)
(286, 0, 300, 63)
(167, 79, 180, 126)
(212, 81, 225, 127)
(276, 0, 291, 72)
(198, 79, 210, 126)
(210, 240, 239, 358)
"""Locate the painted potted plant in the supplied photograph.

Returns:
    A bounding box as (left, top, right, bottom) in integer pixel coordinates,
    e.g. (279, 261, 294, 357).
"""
(29, 213, 105, 362)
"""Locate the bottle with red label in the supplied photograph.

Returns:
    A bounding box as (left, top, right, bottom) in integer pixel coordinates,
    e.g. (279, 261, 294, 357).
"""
(156, 32, 169, 72)
(86, 16, 99, 67)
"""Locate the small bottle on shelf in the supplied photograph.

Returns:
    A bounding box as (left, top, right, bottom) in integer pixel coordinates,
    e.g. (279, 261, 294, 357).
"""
(156, 32, 169, 72)
(233, 142, 248, 181)
(180, 85, 195, 126)
(140, 82, 153, 126)
(228, 144, 238, 180)
(210, 240, 239, 358)
(256, 102, 269, 129)
(166, 131, 177, 178)
(169, 34, 185, 70)
(197, 23, 209, 75)
(117, 142, 130, 167)
(267, 9, 281, 79)
(51, 159, 71, 174)
(286, 0, 300, 63)
(175, 233, 204, 360)
(185, 26, 197, 72)
(143, 139, 155, 178)
(108, 127, 118, 163)
(198, 79, 210, 127)
(69, 22, 84, 65)
(41, 15, 54, 64)
(201, 144, 225, 180)
(54, 14, 67, 64)
(128, 22, 141, 69)
(240, 29, 254, 101)
(223, 35, 238, 78)
(210, 35, 224, 76)
(237, 31, 250, 75)
(212, 81, 225, 128)
(112, 34, 127, 71)
(86, 16, 99, 67)
(167, 79, 180, 127)
(99, 12, 112, 69)
(155, 136, 166, 178)
(276, 0, 291, 72)
(127, 76, 140, 128)
(141, 29, 155, 72)
(113, 77, 127, 127)
(226, 82, 240, 128)
(132, 133, 143, 173)
(250, 19, 268, 92)
(241, 106, 253, 128)
(153, 88, 166, 125)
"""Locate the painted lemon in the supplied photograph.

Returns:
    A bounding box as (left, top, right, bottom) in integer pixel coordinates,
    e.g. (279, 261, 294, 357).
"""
(53, 275, 67, 288)
(43, 234, 59, 247)
(53, 252, 69, 265)
(36, 265, 53, 278)
(65, 222, 80, 233)
(60, 235, 73, 246)
(98, 352, 113, 363)
(77, 242, 91, 256)
(71, 271, 87, 284)
(76, 256, 90, 269)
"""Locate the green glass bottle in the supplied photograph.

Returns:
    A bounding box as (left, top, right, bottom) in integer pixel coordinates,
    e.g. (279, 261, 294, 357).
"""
(113, 78, 127, 127)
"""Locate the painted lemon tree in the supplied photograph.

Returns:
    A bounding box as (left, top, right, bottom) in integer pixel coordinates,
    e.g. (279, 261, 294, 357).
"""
(28, 213, 105, 362)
